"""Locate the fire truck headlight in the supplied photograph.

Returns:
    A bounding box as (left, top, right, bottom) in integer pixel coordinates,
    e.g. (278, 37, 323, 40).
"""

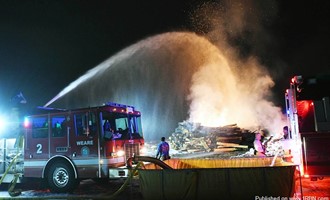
(140, 147, 147, 155)
(117, 150, 125, 157)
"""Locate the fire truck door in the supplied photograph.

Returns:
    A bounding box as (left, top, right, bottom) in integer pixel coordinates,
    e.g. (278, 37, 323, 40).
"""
(49, 115, 71, 157)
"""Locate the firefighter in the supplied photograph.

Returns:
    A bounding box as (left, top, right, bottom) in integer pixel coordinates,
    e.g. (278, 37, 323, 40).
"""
(103, 120, 113, 140)
(156, 137, 170, 161)
(254, 132, 265, 156)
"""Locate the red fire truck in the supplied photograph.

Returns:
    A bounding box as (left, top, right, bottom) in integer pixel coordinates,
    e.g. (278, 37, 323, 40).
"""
(285, 75, 330, 180)
(0, 102, 145, 192)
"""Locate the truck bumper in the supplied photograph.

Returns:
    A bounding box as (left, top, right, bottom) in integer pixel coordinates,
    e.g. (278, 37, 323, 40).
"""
(109, 168, 130, 179)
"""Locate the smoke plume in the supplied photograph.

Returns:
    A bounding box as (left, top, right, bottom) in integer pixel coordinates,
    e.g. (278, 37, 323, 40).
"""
(187, 0, 286, 134)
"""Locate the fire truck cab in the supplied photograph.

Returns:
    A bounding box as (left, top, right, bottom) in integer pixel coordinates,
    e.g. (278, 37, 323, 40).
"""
(1, 102, 144, 192)
(285, 75, 330, 179)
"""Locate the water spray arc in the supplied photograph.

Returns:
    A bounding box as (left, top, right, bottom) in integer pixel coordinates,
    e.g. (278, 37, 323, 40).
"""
(46, 31, 286, 141)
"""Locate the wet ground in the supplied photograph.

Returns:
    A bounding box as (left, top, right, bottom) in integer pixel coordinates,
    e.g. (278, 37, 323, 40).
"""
(0, 177, 143, 200)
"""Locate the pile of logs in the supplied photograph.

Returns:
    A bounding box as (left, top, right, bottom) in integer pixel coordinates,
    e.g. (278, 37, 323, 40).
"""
(168, 121, 256, 153)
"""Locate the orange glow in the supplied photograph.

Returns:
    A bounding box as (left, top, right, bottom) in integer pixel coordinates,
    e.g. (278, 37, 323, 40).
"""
(297, 100, 313, 119)
(113, 108, 117, 111)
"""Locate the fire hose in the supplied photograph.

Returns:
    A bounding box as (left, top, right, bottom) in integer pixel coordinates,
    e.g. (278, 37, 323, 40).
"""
(126, 155, 173, 169)
(94, 156, 173, 199)
(99, 156, 172, 199)
(0, 154, 22, 197)
(98, 161, 145, 199)
(0, 135, 24, 197)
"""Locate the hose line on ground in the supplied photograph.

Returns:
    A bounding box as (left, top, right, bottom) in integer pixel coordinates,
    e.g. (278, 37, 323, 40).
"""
(0, 135, 24, 197)
(98, 161, 144, 199)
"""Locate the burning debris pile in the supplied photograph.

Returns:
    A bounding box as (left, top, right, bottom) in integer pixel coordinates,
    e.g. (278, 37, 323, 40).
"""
(168, 121, 256, 154)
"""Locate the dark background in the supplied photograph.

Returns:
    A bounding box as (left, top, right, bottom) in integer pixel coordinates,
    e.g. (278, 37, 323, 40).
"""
(1, 0, 330, 113)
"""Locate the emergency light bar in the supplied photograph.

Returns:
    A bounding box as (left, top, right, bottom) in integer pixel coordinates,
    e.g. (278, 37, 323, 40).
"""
(105, 102, 135, 110)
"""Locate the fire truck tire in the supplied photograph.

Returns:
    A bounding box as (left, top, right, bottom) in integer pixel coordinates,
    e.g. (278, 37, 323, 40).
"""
(47, 161, 77, 193)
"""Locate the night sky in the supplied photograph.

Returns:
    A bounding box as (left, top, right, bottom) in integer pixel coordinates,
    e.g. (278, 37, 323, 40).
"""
(1, 0, 330, 114)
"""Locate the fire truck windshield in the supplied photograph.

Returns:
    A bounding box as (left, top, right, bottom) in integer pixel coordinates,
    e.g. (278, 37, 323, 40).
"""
(101, 111, 143, 140)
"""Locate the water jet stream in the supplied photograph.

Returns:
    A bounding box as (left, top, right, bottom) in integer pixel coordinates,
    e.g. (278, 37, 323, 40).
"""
(46, 32, 285, 141)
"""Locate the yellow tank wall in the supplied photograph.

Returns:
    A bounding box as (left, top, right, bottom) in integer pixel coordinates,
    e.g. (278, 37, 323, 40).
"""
(144, 157, 291, 169)
(139, 158, 297, 200)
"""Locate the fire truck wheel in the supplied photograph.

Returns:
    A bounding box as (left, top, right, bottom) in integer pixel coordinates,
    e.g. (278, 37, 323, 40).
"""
(47, 161, 76, 193)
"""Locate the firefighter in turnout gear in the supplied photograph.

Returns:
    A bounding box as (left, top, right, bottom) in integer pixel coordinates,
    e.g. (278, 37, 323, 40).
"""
(156, 137, 170, 161)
